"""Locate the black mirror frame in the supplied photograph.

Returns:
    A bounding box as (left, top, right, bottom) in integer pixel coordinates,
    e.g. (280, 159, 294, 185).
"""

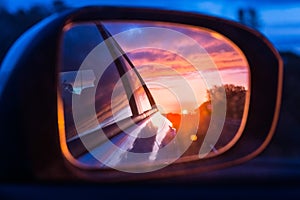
(0, 6, 282, 182)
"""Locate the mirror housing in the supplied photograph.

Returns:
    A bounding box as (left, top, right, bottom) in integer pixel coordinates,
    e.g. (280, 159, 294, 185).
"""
(0, 6, 282, 181)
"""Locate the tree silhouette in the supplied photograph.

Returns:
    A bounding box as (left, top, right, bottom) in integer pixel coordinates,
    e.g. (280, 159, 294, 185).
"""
(53, 0, 67, 12)
(0, 1, 69, 65)
(238, 8, 260, 29)
(206, 84, 247, 119)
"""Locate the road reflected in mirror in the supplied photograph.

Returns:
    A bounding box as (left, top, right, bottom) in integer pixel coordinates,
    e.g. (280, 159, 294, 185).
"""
(59, 20, 250, 171)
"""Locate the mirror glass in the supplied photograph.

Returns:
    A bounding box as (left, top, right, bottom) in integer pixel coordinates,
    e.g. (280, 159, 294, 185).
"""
(58, 20, 249, 171)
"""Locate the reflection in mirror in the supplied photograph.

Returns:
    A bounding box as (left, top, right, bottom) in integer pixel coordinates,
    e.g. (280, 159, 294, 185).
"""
(58, 20, 249, 170)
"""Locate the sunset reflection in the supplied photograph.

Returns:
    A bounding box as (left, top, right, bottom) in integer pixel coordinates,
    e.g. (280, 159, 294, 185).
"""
(61, 21, 250, 168)
(103, 21, 250, 158)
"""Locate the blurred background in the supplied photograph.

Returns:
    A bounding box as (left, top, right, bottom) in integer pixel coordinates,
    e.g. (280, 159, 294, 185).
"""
(0, 0, 299, 169)
(1, 0, 300, 59)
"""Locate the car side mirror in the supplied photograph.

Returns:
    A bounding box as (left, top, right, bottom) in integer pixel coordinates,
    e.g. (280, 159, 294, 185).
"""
(0, 7, 282, 181)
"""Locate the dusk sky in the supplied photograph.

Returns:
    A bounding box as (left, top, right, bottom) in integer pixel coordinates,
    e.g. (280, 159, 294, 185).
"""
(100, 21, 249, 113)
(1, 0, 300, 54)
(63, 20, 248, 114)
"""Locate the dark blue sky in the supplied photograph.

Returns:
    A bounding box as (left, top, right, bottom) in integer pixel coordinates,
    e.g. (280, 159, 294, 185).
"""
(1, 0, 300, 54)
